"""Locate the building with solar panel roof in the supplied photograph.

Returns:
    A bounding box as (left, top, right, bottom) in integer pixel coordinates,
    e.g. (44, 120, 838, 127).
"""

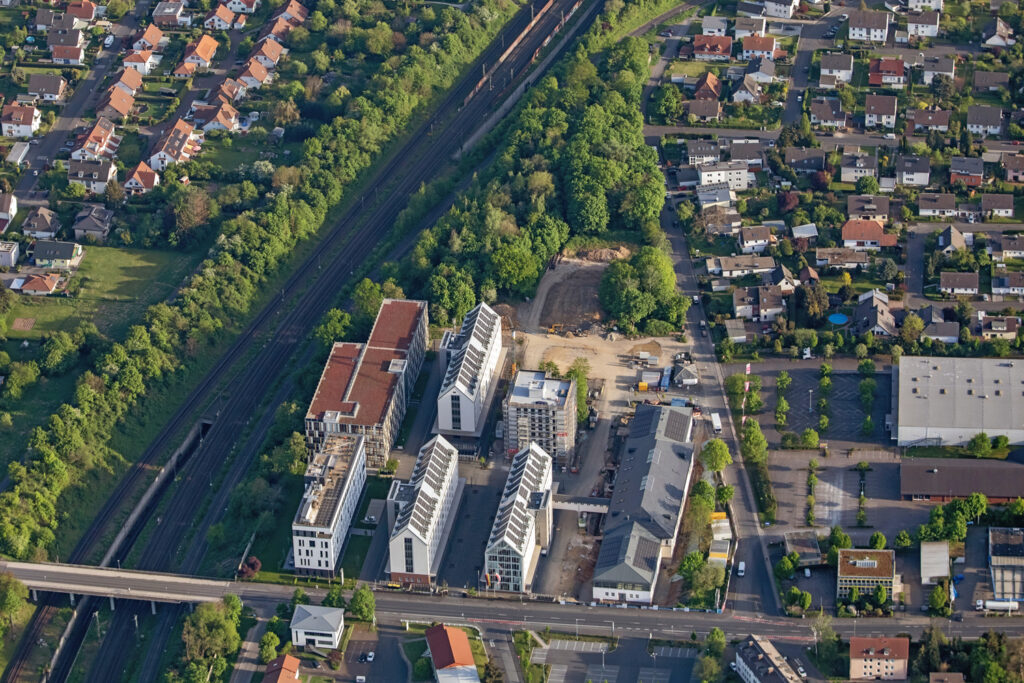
(437, 302, 503, 436)
(482, 443, 553, 593)
(592, 404, 695, 604)
(387, 435, 463, 587)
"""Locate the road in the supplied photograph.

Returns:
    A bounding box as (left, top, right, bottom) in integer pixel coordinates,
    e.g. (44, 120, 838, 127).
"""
(10, 1, 601, 682)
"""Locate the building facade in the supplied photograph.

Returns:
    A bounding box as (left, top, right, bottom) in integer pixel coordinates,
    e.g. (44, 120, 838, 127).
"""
(437, 302, 502, 434)
(504, 371, 577, 466)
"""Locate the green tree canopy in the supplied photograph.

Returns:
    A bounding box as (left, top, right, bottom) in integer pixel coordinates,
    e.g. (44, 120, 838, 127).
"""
(700, 439, 732, 473)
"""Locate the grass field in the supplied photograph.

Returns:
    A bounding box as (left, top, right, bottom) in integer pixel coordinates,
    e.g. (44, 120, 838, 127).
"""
(5, 245, 204, 341)
(340, 535, 372, 582)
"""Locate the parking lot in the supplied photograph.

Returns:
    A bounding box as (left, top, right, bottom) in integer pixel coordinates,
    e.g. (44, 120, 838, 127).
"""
(530, 636, 695, 683)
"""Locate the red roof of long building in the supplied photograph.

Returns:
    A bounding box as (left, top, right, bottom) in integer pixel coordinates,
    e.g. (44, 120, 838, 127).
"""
(425, 625, 475, 670)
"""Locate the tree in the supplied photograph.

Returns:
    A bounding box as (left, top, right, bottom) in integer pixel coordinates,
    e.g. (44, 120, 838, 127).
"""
(348, 586, 375, 621)
(969, 432, 992, 459)
(716, 484, 735, 506)
(705, 627, 726, 658)
(801, 428, 819, 449)
(775, 556, 795, 580)
(680, 551, 706, 581)
(901, 313, 924, 345)
(693, 564, 725, 593)
(700, 438, 732, 473)
(323, 585, 346, 609)
(652, 84, 684, 121)
(895, 529, 914, 549)
(856, 176, 880, 194)
(964, 492, 988, 522)
(890, 344, 903, 365)
(776, 396, 790, 426)
(869, 531, 887, 549)
(694, 655, 721, 683)
(273, 98, 301, 125)
(291, 588, 310, 609)
(181, 599, 242, 662)
(104, 180, 125, 206)
(878, 258, 899, 281)
(929, 583, 950, 615)
(930, 73, 954, 100)
(314, 309, 351, 348)
(873, 583, 888, 606)
(259, 631, 280, 663)
(0, 573, 27, 630)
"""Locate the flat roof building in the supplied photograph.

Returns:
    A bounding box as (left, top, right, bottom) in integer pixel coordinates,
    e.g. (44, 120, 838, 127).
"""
(734, 634, 801, 683)
(784, 530, 823, 567)
(837, 549, 896, 599)
(291, 435, 366, 578)
(305, 299, 428, 468)
(592, 405, 695, 604)
(920, 541, 950, 586)
(892, 356, 1024, 447)
(989, 527, 1024, 601)
(900, 457, 1024, 503)
(504, 371, 577, 466)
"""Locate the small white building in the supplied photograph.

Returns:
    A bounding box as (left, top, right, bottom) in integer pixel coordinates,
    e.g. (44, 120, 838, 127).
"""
(292, 435, 366, 578)
(0, 242, 18, 268)
(482, 443, 553, 593)
(0, 192, 17, 226)
(909, 0, 942, 10)
(921, 541, 950, 586)
(437, 302, 502, 435)
(1, 104, 41, 138)
(698, 160, 749, 191)
(764, 0, 797, 18)
(290, 605, 345, 650)
(908, 10, 940, 37)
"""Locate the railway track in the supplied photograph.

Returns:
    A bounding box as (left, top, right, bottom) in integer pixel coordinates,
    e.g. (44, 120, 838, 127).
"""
(3, 0, 597, 681)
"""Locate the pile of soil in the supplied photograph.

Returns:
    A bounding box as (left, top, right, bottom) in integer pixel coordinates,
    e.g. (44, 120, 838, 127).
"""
(576, 245, 631, 262)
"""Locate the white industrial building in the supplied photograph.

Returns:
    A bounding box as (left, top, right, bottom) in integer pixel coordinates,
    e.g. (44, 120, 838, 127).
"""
(891, 356, 1024, 446)
(504, 371, 577, 466)
(921, 541, 950, 586)
(482, 443, 553, 593)
(291, 435, 367, 578)
(437, 302, 502, 435)
(387, 435, 462, 587)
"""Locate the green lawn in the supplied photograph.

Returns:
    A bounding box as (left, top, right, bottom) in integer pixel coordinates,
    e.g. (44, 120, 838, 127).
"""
(905, 445, 1009, 460)
(403, 639, 431, 682)
(202, 136, 267, 169)
(340, 534, 372, 582)
(5, 245, 203, 341)
(0, 369, 80, 471)
(353, 475, 393, 529)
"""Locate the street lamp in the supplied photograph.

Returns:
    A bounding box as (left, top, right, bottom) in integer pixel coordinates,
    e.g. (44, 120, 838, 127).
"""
(575, 618, 580, 638)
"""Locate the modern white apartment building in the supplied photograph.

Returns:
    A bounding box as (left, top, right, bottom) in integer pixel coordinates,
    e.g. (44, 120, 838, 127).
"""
(292, 435, 366, 578)
(305, 299, 428, 468)
(437, 302, 502, 435)
(504, 371, 577, 466)
(697, 160, 750, 191)
(387, 435, 461, 587)
(483, 443, 553, 593)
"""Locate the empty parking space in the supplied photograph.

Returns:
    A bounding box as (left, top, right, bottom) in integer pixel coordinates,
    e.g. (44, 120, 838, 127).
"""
(637, 667, 672, 683)
(548, 664, 568, 683)
(585, 664, 618, 683)
(653, 646, 696, 658)
(549, 640, 609, 653)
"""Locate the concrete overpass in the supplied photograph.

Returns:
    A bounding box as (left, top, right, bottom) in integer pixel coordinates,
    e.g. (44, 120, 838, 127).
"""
(551, 494, 610, 514)
(0, 561, 233, 605)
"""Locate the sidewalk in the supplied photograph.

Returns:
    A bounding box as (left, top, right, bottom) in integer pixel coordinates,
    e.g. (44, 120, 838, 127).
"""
(229, 602, 275, 683)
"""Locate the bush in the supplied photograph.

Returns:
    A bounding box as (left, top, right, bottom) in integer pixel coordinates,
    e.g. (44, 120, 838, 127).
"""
(781, 432, 801, 449)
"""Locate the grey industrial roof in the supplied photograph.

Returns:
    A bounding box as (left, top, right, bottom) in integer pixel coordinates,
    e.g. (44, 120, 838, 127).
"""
(593, 520, 661, 586)
(507, 371, 573, 408)
(920, 541, 950, 582)
(897, 356, 1024, 438)
(485, 443, 551, 556)
(440, 302, 501, 399)
(990, 527, 1024, 600)
(291, 604, 344, 633)
(391, 435, 459, 543)
(900, 458, 1024, 499)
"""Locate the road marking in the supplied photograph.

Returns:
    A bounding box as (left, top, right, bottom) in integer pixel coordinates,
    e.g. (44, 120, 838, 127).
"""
(547, 664, 567, 683)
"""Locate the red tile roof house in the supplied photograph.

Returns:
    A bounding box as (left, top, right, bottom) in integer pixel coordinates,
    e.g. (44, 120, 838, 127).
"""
(184, 35, 219, 69)
(693, 35, 733, 61)
(51, 45, 84, 65)
(124, 161, 160, 195)
(133, 24, 165, 52)
(868, 57, 906, 87)
(263, 654, 300, 683)
(204, 5, 237, 31)
(251, 38, 284, 69)
(113, 68, 143, 96)
(842, 220, 898, 250)
(18, 274, 61, 296)
(949, 156, 985, 187)
(424, 624, 478, 680)
(741, 35, 782, 60)
(67, 0, 97, 21)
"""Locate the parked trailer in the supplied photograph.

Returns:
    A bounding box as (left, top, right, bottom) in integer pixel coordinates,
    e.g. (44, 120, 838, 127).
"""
(977, 600, 1019, 612)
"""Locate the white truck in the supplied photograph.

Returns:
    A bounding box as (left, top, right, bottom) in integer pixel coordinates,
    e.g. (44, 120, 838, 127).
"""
(710, 412, 723, 434)
(976, 599, 1019, 612)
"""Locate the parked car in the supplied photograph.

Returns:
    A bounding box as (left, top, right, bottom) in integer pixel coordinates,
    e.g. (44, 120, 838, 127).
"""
(104, 34, 115, 48)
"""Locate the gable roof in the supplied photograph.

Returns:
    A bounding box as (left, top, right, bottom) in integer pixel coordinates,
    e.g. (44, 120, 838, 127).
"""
(20, 274, 61, 293)
(693, 35, 732, 55)
(865, 94, 897, 116)
(116, 68, 143, 91)
(950, 156, 984, 175)
(820, 52, 853, 71)
(264, 655, 301, 683)
(98, 86, 135, 116)
(908, 109, 951, 127)
(843, 219, 896, 246)
(126, 161, 159, 189)
(391, 435, 460, 544)
(425, 625, 475, 669)
(968, 105, 1003, 127)
(27, 73, 67, 97)
(186, 34, 219, 62)
(849, 8, 891, 30)
(743, 35, 775, 52)
(940, 271, 979, 289)
(909, 10, 939, 25)
(138, 23, 163, 46)
(34, 239, 79, 260)
(975, 70, 1010, 89)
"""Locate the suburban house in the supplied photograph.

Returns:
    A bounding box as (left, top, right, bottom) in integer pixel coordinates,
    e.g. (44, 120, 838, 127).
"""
(992, 272, 1024, 295)
(733, 285, 786, 321)
(938, 225, 966, 253)
(204, 5, 238, 30)
(96, 85, 135, 121)
(184, 35, 219, 69)
(22, 207, 61, 239)
(1002, 153, 1024, 181)
(17, 274, 61, 296)
(1, 103, 41, 138)
(736, 1, 766, 17)
(33, 240, 82, 269)
(687, 139, 719, 165)
(976, 314, 1021, 340)
(919, 193, 957, 216)
(71, 117, 121, 161)
(133, 24, 165, 52)
(173, 62, 198, 79)
(123, 50, 158, 76)
(152, 1, 190, 27)
(894, 155, 930, 186)
(975, 70, 1010, 92)
(907, 108, 950, 132)
(693, 35, 733, 60)
(939, 271, 980, 295)
(732, 75, 762, 103)
(842, 220, 897, 250)
(263, 655, 300, 683)
(868, 58, 906, 88)
(809, 97, 848, 128)
(696, 183, 735, 210)
(785, 147, 826, 173)
(212, 77, 246, 103)
(424, 624, 481, 683)
(48, 29, 84, 53)
(922, 56, 955, 85)
(692, 71, 722, 100)
(841, 149, 878, 183)
(848, 195, 889, 223)
(950, 156, 985, 187)
(981, 193, 1013, 218)
(991, 234, 1024, 261)
(733, 16, 766, 38)
(26, 74, 67, 102)
(738, 225, 772, 253)
(193, 102, 240, 132)
(72, 205, 114, 242)
(223, 0, 260, 13)
(864, 94, 897, 128)
(908, 10, 940, 37)
(687, 99, 721, 122)
(765, 0, 798, 18)
(251, 38, 285, 69)
(705, 255, 776, 277)
(816, 247, 870, 270)
(791, 223, 819, 245)
(703, 207, 742, 236)
(124, 161, 160, 195)
(741, 35, 778, 61)
(909, 0, 942, 9)
(34, 9, 61, 32)
(0, 242, 18, 268)
(967, 105, 1003, 136)
(745, 57, 776, 83)
(259, 16, 297, 44)
(849, 9, 892, 42)
(698, 160, 749, 190)
(51, 45, 85, 66)
(238, 59, 271, 89)
(819, 52, 853, 86)
(982, 17, 1015, 49)
(68, 159, 117, 194)
(113, 68, 143, 96)
(762, 264, 797, 292)
(289, 605, 344, 650)
(849, 637, 909, 681)
(702, 16, 727, 35)
(149, 119, 202, 171)
(730, 142, 765, 170)
(67, 0, 96, 21)
(856, 289, 897, 336)
(0, 193, 16, 231)
(275, 0, 310, 24)
(923, 320, 960, 344)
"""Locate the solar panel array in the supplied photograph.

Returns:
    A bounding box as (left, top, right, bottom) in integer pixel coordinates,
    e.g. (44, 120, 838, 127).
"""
(392, 436, 459, 542)
(486, 444, 551, 555)
(440, 303, 501, 399)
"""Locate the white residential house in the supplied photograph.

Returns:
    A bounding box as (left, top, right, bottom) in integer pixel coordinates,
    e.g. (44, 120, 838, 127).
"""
(482, 443, 553, 593)
(290, 605, 344, 650)
(922, 56, 955, 85)
(223, 0, 260, 13)
(0, 242, 18, 268)
(697, 160, 749, 191)
(895, 155, 930, 186)
(68, 159, 116, 194)
(387, 436, 461, 587)
(864, 95, 897, 129)
(819, 53, 853, 84)
(919, 193, 956, 217)
(702, 16, 727, 35)
(738, 225, 772, 254)
(908, 10, 940, 37)
(848, 9, 892, 42)
(1, 104, 41, 138)
(436, 302, 502, 435)
(967, 105, 1003, 136)
(733, 16, 766, 39)
(123, 50, 158, 76)
(0, 193, 17, 226)
(291, 435, 366, 578)
(764, 0, 798, 18)
(909, 0, 942, 9)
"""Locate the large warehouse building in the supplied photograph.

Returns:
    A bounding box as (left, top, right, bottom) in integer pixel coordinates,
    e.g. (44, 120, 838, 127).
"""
(899, 457, 1024, 503)
(891, 356, 1024, 446)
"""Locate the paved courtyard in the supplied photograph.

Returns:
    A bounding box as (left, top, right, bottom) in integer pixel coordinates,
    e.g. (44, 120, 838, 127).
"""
(530, 636, 695, 683)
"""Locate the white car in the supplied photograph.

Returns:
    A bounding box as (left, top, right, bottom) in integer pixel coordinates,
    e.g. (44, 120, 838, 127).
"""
(366, 652, 375, 662)
(104, 34, 115, 48)
(839, 13, 848, 20)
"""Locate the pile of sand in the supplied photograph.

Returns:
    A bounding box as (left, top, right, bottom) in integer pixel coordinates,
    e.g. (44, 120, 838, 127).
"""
(577, 245, 631, 262)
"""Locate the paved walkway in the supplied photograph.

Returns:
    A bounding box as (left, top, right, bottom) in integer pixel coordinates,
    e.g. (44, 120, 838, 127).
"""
(228, 603, 274, 683)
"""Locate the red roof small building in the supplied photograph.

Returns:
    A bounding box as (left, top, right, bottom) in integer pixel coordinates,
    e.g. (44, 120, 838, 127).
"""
(693, 35, 733, 60)
(67, 0, 97, 21)
(842, 220, 898, 249)
(425, 624, 476, 670)
(263, 654, 300, 683)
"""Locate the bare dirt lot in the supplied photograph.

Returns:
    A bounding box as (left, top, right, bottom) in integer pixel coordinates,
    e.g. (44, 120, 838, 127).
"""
(518, 257, 620, 332)
(11, 318, 35, 331)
